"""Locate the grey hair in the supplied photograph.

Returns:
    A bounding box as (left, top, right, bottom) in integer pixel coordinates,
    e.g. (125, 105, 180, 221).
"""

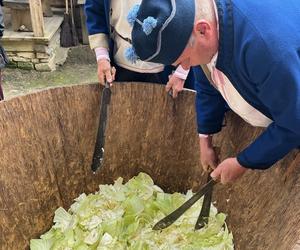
(183, 0, 216, 52)
(195, 0, 215, 22)
(189, 34, 196, 47)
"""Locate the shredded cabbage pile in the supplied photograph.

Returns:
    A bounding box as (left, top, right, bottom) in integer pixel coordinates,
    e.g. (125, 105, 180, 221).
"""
(30, 173, 234, 250)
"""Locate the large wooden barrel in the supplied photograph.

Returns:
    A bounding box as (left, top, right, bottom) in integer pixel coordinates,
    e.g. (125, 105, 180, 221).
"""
(0, 83, 299, 250)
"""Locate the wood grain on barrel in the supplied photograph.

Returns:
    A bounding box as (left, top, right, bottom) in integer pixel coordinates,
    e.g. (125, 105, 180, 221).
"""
(293, 241, 300, 250)
(0, 83, 299, 250)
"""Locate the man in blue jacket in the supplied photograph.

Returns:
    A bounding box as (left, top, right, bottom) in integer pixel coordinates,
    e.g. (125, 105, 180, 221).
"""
(84, 0, 194, 96)
(128, 0, 300, 183)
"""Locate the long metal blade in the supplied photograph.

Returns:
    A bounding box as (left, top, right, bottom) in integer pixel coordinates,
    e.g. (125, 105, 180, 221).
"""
(195, 174, 214, 230)
(194, 148, 220, 229)
(91, 82, 111, 172)
(153, 178, 217, 230)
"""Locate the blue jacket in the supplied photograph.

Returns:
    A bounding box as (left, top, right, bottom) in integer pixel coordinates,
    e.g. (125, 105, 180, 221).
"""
(196, 0, 300, 170)
(85, 0, 109, 37)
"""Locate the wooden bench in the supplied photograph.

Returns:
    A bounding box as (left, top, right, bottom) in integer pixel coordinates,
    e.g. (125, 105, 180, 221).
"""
(4, 0, 52, 32)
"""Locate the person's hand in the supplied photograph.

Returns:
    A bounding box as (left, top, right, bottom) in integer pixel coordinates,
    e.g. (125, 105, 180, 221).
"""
(199, 136, 219, 171)
(97, 59, 116, 85)
(211, 157, 248, 184)
(165, 74, 185, 98)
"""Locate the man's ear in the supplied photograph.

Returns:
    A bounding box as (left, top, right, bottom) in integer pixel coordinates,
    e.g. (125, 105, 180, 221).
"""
(194, 20, 211, 36)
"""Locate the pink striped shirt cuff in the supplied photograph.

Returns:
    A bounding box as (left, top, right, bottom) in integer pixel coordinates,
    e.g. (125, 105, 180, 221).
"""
(174, 65, 190, 80)
(95, 47, 110, 62)
(199, 134, 210, 138)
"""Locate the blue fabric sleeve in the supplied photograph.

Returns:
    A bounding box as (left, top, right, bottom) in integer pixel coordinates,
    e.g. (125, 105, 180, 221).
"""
(193, 66, 228, 134)
(237, 53, 300, 169)
(84, 0, 109, 35)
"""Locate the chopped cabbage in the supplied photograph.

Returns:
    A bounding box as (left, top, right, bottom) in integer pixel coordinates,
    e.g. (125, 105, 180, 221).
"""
(30, 173, 234, 249)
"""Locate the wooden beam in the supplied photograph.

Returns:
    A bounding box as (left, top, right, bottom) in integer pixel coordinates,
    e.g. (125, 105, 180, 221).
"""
(42, 0, 53, 17)
(79, 5, 89, 44)
(11, 8, 33, 32)
(28, 0, 45, 37)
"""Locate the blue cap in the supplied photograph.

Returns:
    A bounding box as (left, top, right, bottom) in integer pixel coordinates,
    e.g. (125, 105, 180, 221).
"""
(126, 0, 195, 65)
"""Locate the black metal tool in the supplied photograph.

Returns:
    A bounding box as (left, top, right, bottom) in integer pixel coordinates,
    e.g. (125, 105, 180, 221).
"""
(153, 178, 217, 230)
(91, 81, 112, 173)
(195, 174, 214, 230)
(195, 147, 220, 230)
